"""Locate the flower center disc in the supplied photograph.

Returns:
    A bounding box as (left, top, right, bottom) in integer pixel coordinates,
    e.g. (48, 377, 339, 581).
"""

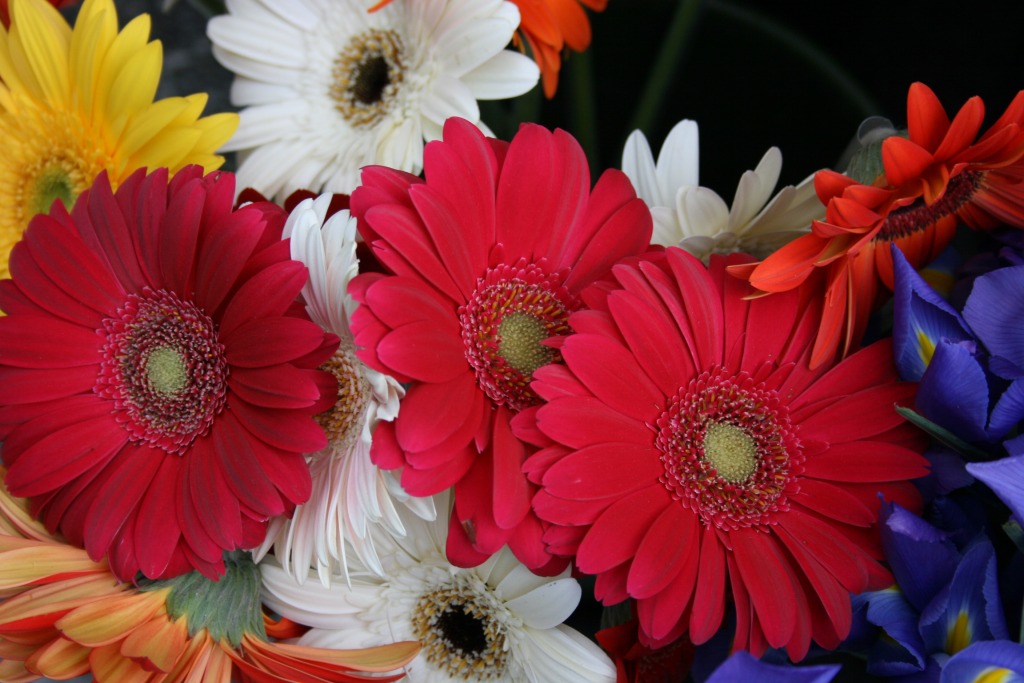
(459, 260, 578, 412)
(876, 170, 981, 240)
(97, 288, 228, 454)
(331, 29, 405, 128)
(702, 422, 757, 483)
(413, 584, 509, 680)
(28, 164, 76, 218)
(656, 367, 803, 529)
(315, 347, 371, 450)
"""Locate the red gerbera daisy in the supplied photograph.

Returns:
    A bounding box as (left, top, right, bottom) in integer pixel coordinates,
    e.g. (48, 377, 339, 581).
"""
(517, 248, 929, 659)
(0, 167, 338, 582)
(349, 117, 652, 571)
(735, 82, 1024, 367)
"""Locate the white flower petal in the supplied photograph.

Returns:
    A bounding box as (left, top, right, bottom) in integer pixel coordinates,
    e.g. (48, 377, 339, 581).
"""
(504, 577, 581, 629)
(516, 625, 617, 683)
(657, 119, 700, 196)
(676, 185, 729, 239)
(621, 129, 660, 207)
(462, 49, 539, 100)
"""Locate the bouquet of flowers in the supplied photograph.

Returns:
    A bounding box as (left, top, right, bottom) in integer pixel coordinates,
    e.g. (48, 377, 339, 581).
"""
(0, 0, 1022, 681)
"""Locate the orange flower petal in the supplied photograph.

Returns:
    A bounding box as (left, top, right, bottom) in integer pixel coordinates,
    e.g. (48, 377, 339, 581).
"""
(906, 82, 949, 151)
(0, 575, 120, 632)
(549, 0, 591, 52)
(90, 642, 157, 683)
(119, 613, 189, 673)
(25, 635, 91, 680)
(881, 136, 935, 187)
(243, 634, 421, 674)
(747, 234, 833, 292)
(932, 95, 984, 161)
(56, 589, 167, 647)
(0, 543, 104, 589)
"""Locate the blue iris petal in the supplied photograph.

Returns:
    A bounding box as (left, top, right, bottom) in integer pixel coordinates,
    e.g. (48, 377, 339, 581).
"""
(966, 454, 1024, 526)
(919, 539, 1009, 657)
(704, 651, 840, 683)
(852, 587, 928, 676)
(917, 340, 991, 444)
(880, 501, 961, 612)
(963, 265, 1024, 376)
(892, 244, 973, 381)
(941, 640, 1024, 682)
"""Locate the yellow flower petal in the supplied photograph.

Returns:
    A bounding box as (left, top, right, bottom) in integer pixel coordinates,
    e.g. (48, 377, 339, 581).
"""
(25, 635, 91, 679)
(8, 0, 70, 105)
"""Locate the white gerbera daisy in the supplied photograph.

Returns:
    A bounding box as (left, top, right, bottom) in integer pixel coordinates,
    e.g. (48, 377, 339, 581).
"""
(260, 491, 616, 683)
(208, 0, 539, 199)
(622, 119, 825, 261)
(254, 195, 434, 586)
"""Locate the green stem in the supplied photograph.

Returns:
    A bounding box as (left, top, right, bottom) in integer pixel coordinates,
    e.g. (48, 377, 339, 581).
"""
(567, 48, 599, 174)
(705, 0, 879, 118)
(628, 0, 703, 136)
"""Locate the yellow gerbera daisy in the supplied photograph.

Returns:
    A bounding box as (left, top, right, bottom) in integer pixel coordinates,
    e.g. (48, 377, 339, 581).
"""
(0, 0, 238, 278)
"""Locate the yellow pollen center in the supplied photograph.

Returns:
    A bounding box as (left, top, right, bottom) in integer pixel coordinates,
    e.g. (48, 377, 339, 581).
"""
(315, 350, 370, 447)
(146, 346, 189, 396)
(703, 422, 758, 483)
(330, 30, 404, 128)
(497, 312, 553, 376)
(945, 611, 972, 654)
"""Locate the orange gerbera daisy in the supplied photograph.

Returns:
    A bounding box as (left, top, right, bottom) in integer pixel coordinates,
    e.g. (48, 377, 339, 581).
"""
(0, 472, 419, 683)
(735, 82, 1024, 368)
(370, 0, 607, 97)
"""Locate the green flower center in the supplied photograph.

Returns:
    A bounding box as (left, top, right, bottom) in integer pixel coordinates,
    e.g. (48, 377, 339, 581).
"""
(29, 165, 75, 217)
(146, 346, 189, 396)
(497, 312, 553, 376)
(702, 422, 757, 483)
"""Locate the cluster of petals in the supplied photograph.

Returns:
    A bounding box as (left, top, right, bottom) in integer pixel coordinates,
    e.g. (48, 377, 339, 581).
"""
(736, 82, 1024, 367)
(349, 117, 652, 571)
(261, 490, 616, 683)
(0, 166, 338, 581)
(256, 193, 436, 586)
(0, 473, 420, 682)
(515, 247, 929, 659)
(0, 0, 237, 276)
(621, 118, 823, 261)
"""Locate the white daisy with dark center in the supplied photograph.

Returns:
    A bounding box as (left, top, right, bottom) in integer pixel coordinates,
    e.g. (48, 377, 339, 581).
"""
(255, 195, 434, 586)
(260, 491, 616, 683)
(208, 0, 539, 199)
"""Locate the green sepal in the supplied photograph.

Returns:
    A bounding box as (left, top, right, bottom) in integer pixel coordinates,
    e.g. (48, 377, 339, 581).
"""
(140, 551, 266, 648)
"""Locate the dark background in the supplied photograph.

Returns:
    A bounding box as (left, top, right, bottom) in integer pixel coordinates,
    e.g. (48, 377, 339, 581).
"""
(114, 0, 1024, 198)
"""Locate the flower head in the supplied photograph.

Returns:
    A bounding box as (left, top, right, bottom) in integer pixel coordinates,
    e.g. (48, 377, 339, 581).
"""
(261, 491, 616, 683)
(369, 0, 608, 98)
(736, 83, 1024, 368)
(208, 0, 539, 199)
(519, 248, 929, 658)
(0, 0, 237, 278)
(0, 166, 338, 581)
(0, 474, 420, 682)
(349, 117, 652, 570)
(621, 119, 823, 261)
(256, 194, 435, 586)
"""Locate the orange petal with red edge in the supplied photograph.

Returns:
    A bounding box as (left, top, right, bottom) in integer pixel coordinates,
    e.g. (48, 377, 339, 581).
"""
(56, 590, 166, 647)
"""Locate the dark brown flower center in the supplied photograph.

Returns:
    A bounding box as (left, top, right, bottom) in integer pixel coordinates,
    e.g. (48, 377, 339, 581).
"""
(876, 170, 982, 241)
(315, 348, 370, 449)
(413, 584, 509, 680)
(656, 367, 803, 529)
(330, 29, 404, 128)
(97, 288, 228, 454)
